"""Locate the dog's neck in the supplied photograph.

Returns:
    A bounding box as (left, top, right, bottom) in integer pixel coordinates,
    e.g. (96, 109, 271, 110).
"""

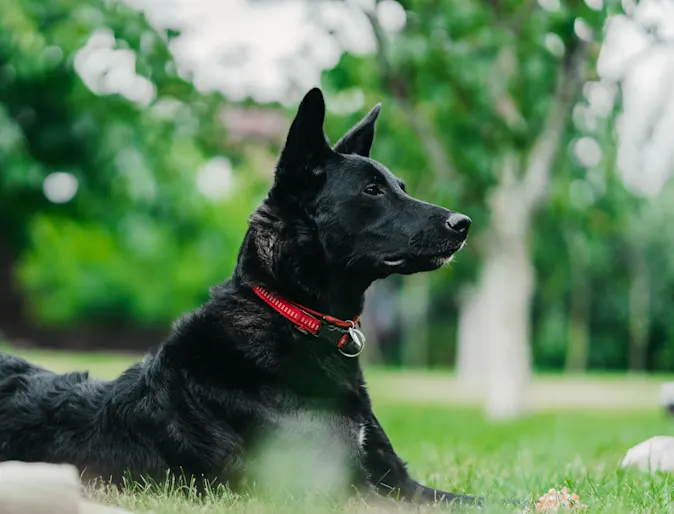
(234, 202, 370, 321)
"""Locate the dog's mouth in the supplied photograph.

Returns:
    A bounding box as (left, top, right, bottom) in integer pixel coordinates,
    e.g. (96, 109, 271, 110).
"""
(382, 258, 406, 267)
(382, 256, 450, 268)
(381, 241, 466, 269)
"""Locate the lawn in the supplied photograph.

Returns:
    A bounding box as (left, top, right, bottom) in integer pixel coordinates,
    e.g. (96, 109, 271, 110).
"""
(2, 345, 674, 513)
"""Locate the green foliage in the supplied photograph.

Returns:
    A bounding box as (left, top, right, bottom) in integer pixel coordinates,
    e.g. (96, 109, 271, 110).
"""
(17, 188, 255, 325)
(0, 0, 260, 324)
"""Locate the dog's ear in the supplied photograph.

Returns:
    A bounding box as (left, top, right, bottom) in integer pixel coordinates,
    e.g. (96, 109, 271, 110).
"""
(333, 103, 381, 157)
(276, 87, 331, 176)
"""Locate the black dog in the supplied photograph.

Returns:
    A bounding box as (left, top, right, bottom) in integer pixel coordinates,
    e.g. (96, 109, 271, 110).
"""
(0, 88, 480, 506)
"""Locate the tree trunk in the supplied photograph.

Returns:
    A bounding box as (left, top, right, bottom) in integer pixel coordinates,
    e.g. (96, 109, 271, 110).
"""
(400, 272, 430, 368)
(455, 160, 537, 420)
(565, 231, 591, 372)
(482, 156, 534, 420)
(628, 245, 650, 371)
(483, 229, 533, 418)
(482, 249, 533, 419)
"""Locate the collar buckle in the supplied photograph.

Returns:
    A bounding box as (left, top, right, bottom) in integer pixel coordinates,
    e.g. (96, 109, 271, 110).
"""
(338, 325, 366, 358)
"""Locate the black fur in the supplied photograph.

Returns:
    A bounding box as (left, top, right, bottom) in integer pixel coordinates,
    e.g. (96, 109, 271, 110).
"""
(0, 88, 483, 506)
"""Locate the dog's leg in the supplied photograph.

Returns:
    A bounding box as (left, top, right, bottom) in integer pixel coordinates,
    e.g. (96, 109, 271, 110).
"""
(361, 414, 483, 507)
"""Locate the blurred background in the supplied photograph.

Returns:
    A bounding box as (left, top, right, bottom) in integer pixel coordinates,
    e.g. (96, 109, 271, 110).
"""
(2, 0, 673, 420)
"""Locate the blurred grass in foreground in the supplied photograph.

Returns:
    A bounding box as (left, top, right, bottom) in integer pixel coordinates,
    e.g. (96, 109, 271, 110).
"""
(1, 344, 673, 512)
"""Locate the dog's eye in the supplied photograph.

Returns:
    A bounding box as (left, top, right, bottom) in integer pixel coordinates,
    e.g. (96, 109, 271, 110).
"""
(363, 185, 383, 196)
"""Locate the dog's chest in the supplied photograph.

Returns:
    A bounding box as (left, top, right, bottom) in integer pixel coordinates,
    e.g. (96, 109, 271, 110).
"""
(356, 422, 367, 448)
(261, 409, 366, 455)
(241, 409, 367, 495)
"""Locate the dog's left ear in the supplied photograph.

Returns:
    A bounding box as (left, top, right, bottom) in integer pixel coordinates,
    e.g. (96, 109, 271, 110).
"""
(333, 103, 381, 158)
(277, 87, 331, 175)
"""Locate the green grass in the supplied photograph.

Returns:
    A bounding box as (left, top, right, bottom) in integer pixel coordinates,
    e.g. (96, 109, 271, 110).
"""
(2, 344, 674, 513)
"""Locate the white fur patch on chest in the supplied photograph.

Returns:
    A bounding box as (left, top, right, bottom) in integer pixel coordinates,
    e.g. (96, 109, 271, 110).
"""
(357, 423, 367, 449)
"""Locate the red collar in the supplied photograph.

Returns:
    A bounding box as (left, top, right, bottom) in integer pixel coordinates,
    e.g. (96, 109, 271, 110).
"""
(251, 285, 365, 357)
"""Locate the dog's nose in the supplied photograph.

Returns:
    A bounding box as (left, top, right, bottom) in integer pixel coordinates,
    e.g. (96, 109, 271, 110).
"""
(446, 212, 471, 235)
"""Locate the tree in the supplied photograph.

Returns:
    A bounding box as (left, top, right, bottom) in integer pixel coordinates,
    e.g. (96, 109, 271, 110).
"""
(324, 0, 604, 417)
(0, 0, 260, 328)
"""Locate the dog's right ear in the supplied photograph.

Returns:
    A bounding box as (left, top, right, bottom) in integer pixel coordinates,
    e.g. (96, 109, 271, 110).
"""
(275, 88, 331, 180)
(333, 103, 381, 157)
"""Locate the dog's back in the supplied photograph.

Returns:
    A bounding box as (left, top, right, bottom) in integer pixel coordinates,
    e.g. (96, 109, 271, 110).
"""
(0, 352, 94, 406)
(0, 353, 99, 460)
(0, 353, 166, 480)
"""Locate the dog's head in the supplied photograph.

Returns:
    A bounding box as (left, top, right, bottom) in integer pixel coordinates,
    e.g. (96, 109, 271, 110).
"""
(264, 87, 470, 281)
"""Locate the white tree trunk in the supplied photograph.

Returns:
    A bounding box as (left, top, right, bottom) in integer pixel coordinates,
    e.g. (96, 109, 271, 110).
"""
(482, 233, 533, 419)
(455, 233, 534, 420)
(481, 158, 534, 420)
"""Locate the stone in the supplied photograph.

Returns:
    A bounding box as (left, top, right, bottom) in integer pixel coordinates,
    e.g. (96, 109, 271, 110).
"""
(0, 461, 134, 514)
(620, 436, 674, 473)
